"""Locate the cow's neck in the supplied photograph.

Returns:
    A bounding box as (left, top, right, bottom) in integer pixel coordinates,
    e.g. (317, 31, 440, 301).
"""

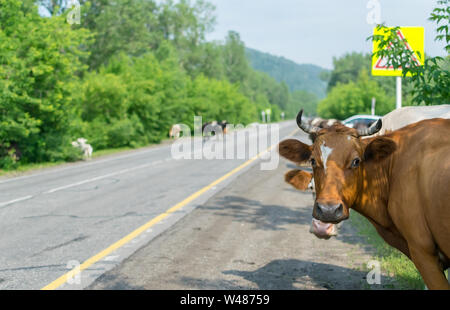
(353, 158, 394, 228)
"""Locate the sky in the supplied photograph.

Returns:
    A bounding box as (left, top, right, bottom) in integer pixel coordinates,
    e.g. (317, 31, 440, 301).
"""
(205, 0, 448, 69)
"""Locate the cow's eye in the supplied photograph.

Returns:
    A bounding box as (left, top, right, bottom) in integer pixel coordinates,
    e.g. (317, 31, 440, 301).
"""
(351, 158, 361, 168)
(310, 158, 316, 167)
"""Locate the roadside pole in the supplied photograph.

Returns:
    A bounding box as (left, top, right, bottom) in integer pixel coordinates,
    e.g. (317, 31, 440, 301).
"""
(396, 76, 402, 109)
(371, 97, 376, 115)
(265, 108, 271, 123)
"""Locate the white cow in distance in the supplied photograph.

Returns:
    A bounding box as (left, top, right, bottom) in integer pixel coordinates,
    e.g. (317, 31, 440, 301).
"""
(169, 124, 182, 139)
(71, 138, 93, 160)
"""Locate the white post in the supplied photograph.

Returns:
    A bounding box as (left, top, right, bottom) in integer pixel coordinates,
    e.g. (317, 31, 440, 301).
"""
(371, 97, 376, 115)
(396, 76, 402, 109)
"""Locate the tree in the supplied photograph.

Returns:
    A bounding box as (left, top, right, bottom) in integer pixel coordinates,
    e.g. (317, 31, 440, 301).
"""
(157, 0, 216, 76)
(288, 91, 319, 117)
(326, 52, 370, 93)
(368, 0, 449, 105)
(222, 31, 251, 85)
(81, 0, 217, 72)
(317, 69, 394, 119)
(0, 0, 89, 166)
(186, 75, 257, 125)
(1, 0, 309, 169)
(82, 0, 160, 70)
(325, 51, 414, 106)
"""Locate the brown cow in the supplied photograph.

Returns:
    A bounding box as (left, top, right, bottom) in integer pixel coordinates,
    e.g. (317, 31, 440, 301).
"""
(279, 109, 450, 289)
(285, 169, 338, 239)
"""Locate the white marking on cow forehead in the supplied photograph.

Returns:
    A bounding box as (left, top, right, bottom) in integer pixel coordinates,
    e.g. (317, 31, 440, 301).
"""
(320, 142, 333, 172)
(347, 136, 351, 141)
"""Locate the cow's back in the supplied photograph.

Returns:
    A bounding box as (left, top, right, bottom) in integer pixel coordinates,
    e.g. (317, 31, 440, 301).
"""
(380, 104, 450, 135)
(385, 118, 450, 259)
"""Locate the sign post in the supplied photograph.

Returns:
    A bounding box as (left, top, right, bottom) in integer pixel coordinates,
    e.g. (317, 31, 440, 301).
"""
(265, 109, 272, 123)
(371, 97, 376, 116)
(396, 77, 402, 109)
(371, 26, 424, 109)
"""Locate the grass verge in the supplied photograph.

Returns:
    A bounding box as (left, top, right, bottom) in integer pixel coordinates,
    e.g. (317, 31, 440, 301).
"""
(349, 211, 425, 289)
(0, 161, 66, 178)
(91, 146, 134, 158)
(0, 146, 135, 178)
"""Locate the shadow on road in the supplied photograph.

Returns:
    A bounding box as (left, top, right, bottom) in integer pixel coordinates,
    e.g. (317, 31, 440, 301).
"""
(225, 259, 399, 289)
(279, 162, 379, 258)
(198, 195, 313, 231)
(87, 273, 145, 290)
(179, 259, 396, 290)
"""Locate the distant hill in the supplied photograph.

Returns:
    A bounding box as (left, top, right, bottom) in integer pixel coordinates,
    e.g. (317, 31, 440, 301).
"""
(246, 48, 328, 98)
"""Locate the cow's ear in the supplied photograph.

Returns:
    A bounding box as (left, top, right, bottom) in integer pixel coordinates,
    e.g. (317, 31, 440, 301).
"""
(278, 139, 312, 163)
(364, 137, 396, 162)
(285, 170, 313, 191)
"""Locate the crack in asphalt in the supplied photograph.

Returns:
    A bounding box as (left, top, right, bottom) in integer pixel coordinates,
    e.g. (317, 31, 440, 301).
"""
(30, 235, 89, 257)
(0, 264, 65, 272)
(22, 213, 111, 220)
(93, 211, 149, 225)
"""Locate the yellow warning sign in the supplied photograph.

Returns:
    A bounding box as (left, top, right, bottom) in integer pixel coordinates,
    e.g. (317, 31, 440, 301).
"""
(371, 26, 424, 77)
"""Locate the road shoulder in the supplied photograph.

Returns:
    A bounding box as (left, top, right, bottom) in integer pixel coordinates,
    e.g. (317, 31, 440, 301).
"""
(88, 158, 396, 290)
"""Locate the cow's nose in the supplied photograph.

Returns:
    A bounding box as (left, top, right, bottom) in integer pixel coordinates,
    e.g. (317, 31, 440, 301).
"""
(314, 202, 344, 221)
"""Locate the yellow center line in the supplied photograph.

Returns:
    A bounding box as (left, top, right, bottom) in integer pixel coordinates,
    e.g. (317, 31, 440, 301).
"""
(42, 126, 299, 290)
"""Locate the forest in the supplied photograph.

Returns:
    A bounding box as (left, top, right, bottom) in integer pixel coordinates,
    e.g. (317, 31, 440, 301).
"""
(0, 0, 322, 169)
(1, 0, 448, 170)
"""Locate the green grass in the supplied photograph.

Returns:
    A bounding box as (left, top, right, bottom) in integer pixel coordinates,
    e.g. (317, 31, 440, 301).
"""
(91, 146, 134, 158)
(0, 161, 66, 178)
(0, 146, 136, 178)
(349, 211, 425, 289)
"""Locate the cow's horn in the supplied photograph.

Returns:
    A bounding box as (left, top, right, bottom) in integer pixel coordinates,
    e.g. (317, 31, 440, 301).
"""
(296, 109, 320, 134)
(357, 119, 382, 137)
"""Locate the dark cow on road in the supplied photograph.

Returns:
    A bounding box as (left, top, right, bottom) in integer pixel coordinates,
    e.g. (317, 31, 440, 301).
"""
(279, 109, 450, 289)
(202, 120, 229, 138)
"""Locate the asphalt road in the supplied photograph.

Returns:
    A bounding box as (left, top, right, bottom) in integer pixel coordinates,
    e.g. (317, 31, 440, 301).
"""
(0, 121, 297, 289)
(88, 155, 389, 290)
(87, 140, 386, 290)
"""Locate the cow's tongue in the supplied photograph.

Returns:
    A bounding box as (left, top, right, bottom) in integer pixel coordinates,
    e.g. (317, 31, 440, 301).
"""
(309, 219, 337, 239)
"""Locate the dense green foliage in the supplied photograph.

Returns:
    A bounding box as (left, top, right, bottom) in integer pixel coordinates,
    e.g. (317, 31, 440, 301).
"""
(318, 0, 449, 120)
(0, 0, 317, 169)
(316, 48, 440, 120)
(326, 52, 370, 93)
(0, 0, 90, 168)
(317, 51, 406, 120)
(318, 69, 394, 119)
(369, 0, 449, 105)
(287, 90, 319, 117)
(246, 47, 327, 99)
